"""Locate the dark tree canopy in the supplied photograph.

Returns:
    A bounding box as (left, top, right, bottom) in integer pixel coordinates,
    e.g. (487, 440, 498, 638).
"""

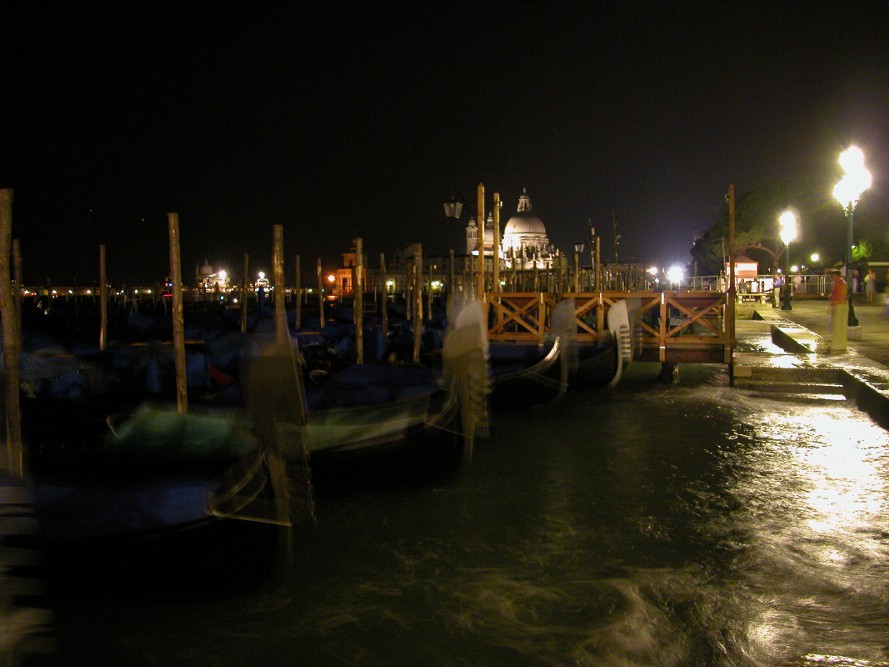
(690, 176, 886, 276)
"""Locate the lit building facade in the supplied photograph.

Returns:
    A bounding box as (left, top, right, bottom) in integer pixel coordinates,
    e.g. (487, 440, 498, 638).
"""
(195, 258, 230, 291)
(465, 188, 556, 270)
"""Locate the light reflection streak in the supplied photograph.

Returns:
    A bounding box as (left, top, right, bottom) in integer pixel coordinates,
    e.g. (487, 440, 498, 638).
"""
(780, 410, 888, 535)
(717, 396, 889, 662)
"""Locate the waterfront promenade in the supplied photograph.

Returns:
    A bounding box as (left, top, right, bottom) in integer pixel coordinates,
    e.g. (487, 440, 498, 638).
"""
(761, 295, 889, 368)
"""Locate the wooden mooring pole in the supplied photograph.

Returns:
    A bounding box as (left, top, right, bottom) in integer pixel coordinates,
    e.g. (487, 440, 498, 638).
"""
(354, 238, 364, 364)
(99, 244, 108, 351)
(0, 189, 23, 477)
(294, 254, 301, 330)
(380, 253, 388, 349)
(727, 183, 737, 384)
(12, 239, 22, 345)
(412, 246, 422, 364)
(273, 226, 288, 345)
(241, 253, 249, 334)
(476, 183, 485, 302)
(168, 212, 188, 414)
(316, 258, 325, 325)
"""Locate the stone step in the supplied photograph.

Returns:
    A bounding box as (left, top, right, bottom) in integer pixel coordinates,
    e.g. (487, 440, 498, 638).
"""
(732, 365, 852, 401)
(744, 390, 849, 403)
(734, 378, 846, 394)
(733, 365, 848, 384)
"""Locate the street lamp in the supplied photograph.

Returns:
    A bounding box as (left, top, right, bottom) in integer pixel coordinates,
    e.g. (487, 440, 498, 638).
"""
(444, 184, 499, 302)
(442, 197, 461, 219)
(588, 223, 596, 290)
(833, 146, 872, 327)
(573, 241, 584, 292)
(779, 210, 797, 310)
(444, 189, 480, 298)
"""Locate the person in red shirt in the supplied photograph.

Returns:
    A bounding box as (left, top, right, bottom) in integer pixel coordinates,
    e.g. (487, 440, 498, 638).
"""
(829, 270, 847, 304)
(829, 270, 848, 352)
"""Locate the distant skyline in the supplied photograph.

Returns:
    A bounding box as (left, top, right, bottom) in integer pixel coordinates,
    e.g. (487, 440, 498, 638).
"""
(2, 2, 888, 284)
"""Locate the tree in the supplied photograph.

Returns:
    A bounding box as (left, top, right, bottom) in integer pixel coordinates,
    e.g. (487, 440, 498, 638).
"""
(690, 176, 855, 274)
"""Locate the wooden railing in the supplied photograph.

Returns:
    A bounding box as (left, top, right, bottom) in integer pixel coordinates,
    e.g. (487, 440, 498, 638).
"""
(487, 292, 557, 343)
(485, 290, 732, 364)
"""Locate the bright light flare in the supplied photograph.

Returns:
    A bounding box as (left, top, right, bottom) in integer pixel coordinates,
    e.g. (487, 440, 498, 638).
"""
(779, 210, 798, 245)
(666, 265, 684, 285)
(838, 145, 866, 172)
(833, 146, 873, 208)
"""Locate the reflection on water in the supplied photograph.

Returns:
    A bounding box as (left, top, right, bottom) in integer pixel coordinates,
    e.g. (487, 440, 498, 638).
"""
(695, 389, 889, 667)
(43, 363, 889, 666)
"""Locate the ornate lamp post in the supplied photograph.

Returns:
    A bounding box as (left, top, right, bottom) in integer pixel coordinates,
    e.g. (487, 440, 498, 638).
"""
(832, 146, 872, 327)
(444, 184, 499, 302)
(588, 223, 596, 290)
(779, 210, 797, 310)
(573, 241, 584, 292)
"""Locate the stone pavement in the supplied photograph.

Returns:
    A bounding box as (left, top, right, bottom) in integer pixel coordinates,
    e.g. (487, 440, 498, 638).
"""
(732, 294, 889, 430)
(756, 295, 889, 368)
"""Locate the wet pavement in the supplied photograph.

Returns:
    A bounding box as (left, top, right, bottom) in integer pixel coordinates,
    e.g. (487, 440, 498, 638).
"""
(754, 296, 889, 367)
(732, 295, 889, 430)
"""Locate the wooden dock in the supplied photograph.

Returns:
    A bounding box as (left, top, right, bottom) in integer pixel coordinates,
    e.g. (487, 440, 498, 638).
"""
(485, 290, 733, 365)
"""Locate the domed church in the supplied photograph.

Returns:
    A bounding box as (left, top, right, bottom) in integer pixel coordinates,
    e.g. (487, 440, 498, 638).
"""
(467, 188, 556, 270)
(502, 188, 556, 269)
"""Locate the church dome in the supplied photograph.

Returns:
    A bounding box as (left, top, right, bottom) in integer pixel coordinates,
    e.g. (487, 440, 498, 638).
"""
(504, 189, 546, 236)
(504, 214, 546, 235)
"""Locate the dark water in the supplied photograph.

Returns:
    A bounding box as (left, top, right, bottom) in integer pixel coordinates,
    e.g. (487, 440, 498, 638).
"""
(39, 362, 889, 666)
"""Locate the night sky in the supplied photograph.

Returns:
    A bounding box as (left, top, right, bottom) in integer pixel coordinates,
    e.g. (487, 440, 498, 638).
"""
(3, 2, 888, 285)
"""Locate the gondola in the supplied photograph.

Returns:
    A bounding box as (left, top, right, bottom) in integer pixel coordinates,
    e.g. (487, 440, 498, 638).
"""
(17, 295, 489, 535)
(243, 296, 489, 487)
(487, 337, 566, 410)
(21, 397, 278, 542)
(486, 296, 636, 409)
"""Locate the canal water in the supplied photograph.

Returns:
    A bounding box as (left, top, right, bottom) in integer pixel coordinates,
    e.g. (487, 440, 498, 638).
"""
(36, 361, 889, 666)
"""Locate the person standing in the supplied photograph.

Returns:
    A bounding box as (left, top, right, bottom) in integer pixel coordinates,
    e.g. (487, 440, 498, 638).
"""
(829, 270, 848, 352)
(864, 269, 876, 303)
(772, 274, 782, 308)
